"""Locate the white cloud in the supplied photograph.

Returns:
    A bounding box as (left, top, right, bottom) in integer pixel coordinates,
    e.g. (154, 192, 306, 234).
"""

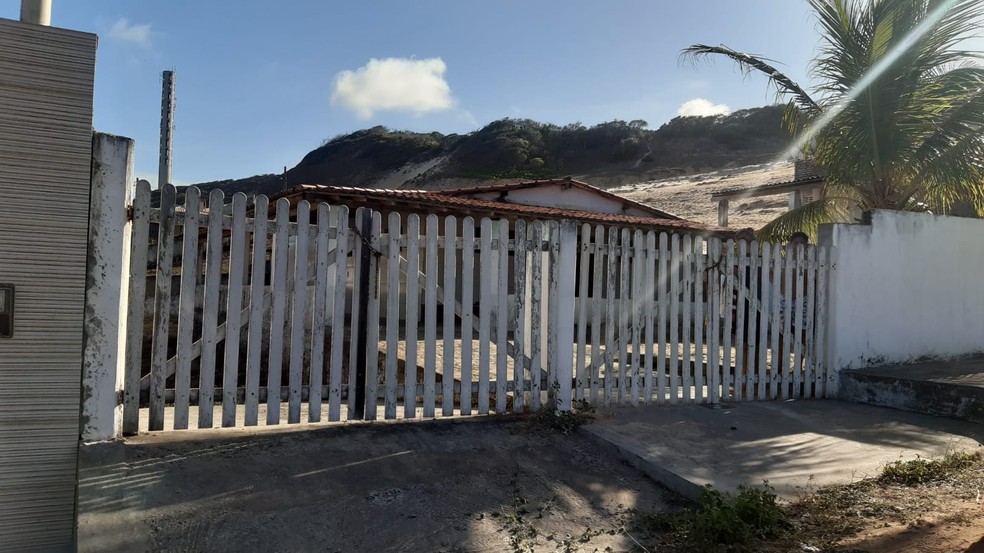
(331, 57, 454, 119)
(109, 17, 153, 48)
(676, 98, 731, 117)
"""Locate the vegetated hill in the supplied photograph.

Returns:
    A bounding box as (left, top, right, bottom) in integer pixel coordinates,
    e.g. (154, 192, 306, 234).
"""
(188, 104, 795, 199)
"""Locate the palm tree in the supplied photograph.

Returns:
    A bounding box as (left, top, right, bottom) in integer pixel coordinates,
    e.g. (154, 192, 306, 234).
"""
(683, 0, 984, 240)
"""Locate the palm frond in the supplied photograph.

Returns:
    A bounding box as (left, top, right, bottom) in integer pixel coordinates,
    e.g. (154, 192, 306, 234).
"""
(680, 44, 821, 117)
(755, 198, 852, 243)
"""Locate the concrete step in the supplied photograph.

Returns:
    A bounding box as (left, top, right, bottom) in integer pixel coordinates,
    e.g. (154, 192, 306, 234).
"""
(839, 357, 984, 424)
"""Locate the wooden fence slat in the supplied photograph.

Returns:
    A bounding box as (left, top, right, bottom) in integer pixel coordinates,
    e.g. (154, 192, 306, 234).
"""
(347, 209, 366, 419)
(328, 205, 350, 421)
(123, 181, 151, 434)
(604, 226, 618, 405)
(496, 220, 510, 414)
(575, 224, 591, 401)
(547, 221, 560, 407)
(656, 233, 669, 406)
(778, 243, 792, 400)
(512, 219, 528, 413)
(364, 211, 383, 420)
(804, 246, 817, 399)
(714, 240, 741, 400)
(617, 228, 631, 405)
(244, 195, 269, 426)
(644, 231, 656, 405)
(148, 185, 176, 431)
(287, 201, 310, 423)
(529, 220, 544, 410)
(707, 238, 721, 404)
(681, 236, 693, 403)
(403, 214, 420, 418)
(728, 240, 741, 401)
(767, 243, 782, 400)
(732, 240, 755, 401)
(753, 242, 768, 401)
(477, 218, 493, 414)
(423, 214, 439, 417)
(555, 221, 577, 412)
(589, 225, 605, 404)
(693, 237, 705, 403)
(668, 233, 681, 404)
(386, 212, 403, 419)
(459, 217, 474, 416)
(309, 203, 330, 422)
(195, 189, 225, 429)
(630, 230, 645, 406)
(443, 216, 458, 416)
(222, 193, 248, 427)
(265, 198, 290, 425)
(173, 186, 200, 430)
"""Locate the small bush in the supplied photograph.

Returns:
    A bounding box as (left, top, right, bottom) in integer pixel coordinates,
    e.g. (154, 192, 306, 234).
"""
(687, 484, 789, 551)
(878, 451, 981, 486)
(527, 399, 595, 435)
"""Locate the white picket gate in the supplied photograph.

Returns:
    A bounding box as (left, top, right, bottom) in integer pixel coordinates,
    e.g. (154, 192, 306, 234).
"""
(122, 183, 832, 433)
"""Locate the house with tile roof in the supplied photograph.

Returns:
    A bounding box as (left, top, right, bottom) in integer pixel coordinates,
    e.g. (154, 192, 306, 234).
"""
(711, 160, 824, 227)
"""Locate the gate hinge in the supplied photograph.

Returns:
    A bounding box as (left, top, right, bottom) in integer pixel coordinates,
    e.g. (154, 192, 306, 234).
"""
(126, 205, 135, 221)
(116, 390, 125, 406)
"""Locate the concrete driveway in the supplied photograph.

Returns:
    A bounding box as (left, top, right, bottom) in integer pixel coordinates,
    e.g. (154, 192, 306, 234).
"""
(78, 418, 676, 552)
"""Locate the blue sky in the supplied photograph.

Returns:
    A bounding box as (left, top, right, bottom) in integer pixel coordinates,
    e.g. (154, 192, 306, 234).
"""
(4, 1, 832, 185)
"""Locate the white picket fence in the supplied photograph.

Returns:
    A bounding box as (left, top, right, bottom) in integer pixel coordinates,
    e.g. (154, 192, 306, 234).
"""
(122, 183, 832, 433)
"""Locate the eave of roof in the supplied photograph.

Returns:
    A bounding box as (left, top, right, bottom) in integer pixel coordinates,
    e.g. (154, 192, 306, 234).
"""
(440, 177, 681, 220)
(272, 184, 751, 239)
(710, 176, 824, 201)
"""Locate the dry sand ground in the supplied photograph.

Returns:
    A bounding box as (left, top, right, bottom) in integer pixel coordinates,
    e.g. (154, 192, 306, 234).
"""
(610, 160, 795, 230)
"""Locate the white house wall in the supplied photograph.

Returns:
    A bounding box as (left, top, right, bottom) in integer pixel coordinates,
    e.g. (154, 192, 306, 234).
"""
(462, 185, 656, 218)
(822, 210, 984, 372)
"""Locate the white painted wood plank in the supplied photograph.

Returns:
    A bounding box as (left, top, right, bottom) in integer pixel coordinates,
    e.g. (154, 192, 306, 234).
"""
(769, 243, 783, 400)
(496, 220, 510, 414)
(616, 228, 631, 405)
(727, 240, 741, 401)
(804, 246, 817, 399)
(173, 186, 200, 430)
(512, 219, 528, 413)
(403, 214, 421, 418)
(459, 217, 474, 416)
(123, 181, 151, 434)
(792, 244, 806, 398)
(443, 216, 458, 416)
(244, 195, 268, 426)
(555, 221, 577, 412)
(149, 184, 176, 431)
(309, 203, 330, 422)
(732, 240, 755, 401)
(287, 201, 310, 424)
(714, 240, 741, 400)
(630, 229, 645, 406)
(423, 214, 439, 417)
(707, 238, 721, 404)
(547, 221, 560, 407)
(755, 242, 769, 401)
(347, 208, 366, 419)
(816, 246, 830, 397)
(328, 205, 350, 421)
(196, 189, 225, 429)
(779, 243, 793, 400)
(656, 232, 669, 406)
(589, 225, 605, 404)
(604, 226, 618, 405)
(693, 237, 705, 403)
(643, 231, 656, 405)
(528, 220, 544, 411)
(265, 198, 290, 425)
(386, 212, 403, 419)
(575, 224, 591, 402)
(364, 211, 383, 420)
(668, 233, 681, 404)
(222, 193, 248, 427)
(680, 236, 693, 404)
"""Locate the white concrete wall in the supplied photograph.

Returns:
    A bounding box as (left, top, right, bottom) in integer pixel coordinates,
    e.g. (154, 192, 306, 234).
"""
(821, 210, 984, 372)
(81, 133, 134, 442)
